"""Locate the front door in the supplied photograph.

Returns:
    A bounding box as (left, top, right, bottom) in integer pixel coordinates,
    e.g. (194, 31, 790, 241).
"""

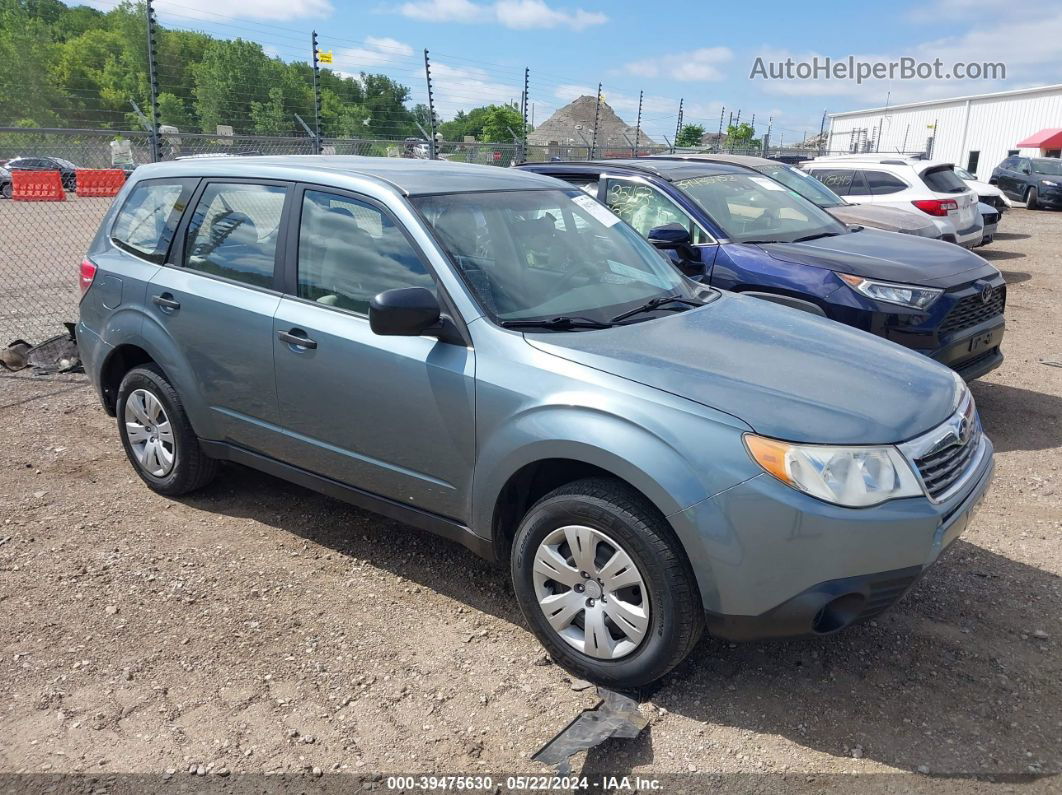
(271, 187, 475, 520)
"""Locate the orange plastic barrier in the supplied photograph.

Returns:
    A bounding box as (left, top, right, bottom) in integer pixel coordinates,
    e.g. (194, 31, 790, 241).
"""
(11, 170, 66, 201)
(75, 168, 126, 197)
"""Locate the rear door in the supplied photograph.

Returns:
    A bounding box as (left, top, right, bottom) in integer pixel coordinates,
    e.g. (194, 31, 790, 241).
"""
(270, 185, 475, 520)
(146, 178, 292, 455)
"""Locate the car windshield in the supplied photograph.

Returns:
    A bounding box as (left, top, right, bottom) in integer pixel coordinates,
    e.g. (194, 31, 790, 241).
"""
(754, 163, 846, 208)
(412, 189, 705, 327)
(674, 173, 847, 244)
(1031, 158, 1062, 176)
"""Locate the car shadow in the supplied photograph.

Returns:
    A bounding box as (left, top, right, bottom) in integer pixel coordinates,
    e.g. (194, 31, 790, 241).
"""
(971, 380, 1062, 453)
(978, 248, 1026, 262)
(999, 270, 1032, 285)
(184, 465, 1061, 779)
(992, 232, 1031, 241)
(647, 539, 1061, 778)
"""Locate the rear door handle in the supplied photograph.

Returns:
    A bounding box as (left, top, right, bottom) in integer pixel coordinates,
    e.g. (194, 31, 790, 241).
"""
(277, 329, 318, 350)
(151, 293, 181, 311)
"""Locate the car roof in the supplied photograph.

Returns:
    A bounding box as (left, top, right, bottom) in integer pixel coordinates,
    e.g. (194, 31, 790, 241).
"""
(803, 155, 956, 172)
(522, 158, 751, 181)
(127, 155, 567, 196)
(646, 153, 774, 168)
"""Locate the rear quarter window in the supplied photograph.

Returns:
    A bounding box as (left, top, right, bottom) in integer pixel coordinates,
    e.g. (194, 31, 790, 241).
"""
(921, 167, 967, 194)
(111, 178, 197, 263)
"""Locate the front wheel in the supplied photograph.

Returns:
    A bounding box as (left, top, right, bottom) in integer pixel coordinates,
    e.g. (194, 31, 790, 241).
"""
(1027, 186, 1040, 210)
(511, 478, 703, 688)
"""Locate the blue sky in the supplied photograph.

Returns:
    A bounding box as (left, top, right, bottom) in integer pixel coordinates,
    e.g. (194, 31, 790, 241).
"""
(144, 0, 1060, 143)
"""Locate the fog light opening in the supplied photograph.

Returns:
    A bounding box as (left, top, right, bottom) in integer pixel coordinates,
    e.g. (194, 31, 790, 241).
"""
(812, 593, 866, 634)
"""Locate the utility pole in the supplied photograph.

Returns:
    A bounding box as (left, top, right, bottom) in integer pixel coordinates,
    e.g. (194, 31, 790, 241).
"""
(310, 32, 324, 153)
(673, 98, 684, 151)
(589, 82, 602, 159)
(762, 116, 773, 156)
(519, 66, 529, 163)
(424, 50, 438, 159)
(634, 90, 643, 157)
(818, 109, 827, 154)
(717, 106, 725, 150)
(145, 0, 161, 162)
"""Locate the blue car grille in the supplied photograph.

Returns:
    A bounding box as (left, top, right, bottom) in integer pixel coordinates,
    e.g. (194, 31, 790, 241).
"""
(940, 286, 1005, 335)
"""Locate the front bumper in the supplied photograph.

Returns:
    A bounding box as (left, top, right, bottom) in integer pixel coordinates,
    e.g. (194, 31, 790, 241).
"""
(676, 435, 994, 637)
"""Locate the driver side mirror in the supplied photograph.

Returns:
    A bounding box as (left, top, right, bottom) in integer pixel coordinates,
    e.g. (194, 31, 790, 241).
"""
(369, 287, 466, 346)
(647, 223, 705, 279)
(1021, 166, 1031, 174)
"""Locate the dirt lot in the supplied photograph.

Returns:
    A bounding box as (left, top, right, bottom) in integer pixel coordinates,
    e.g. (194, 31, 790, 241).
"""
(0, 209, 1060, 792)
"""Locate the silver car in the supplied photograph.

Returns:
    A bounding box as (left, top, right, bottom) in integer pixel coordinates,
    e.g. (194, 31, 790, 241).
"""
(78, 157, 994, 687)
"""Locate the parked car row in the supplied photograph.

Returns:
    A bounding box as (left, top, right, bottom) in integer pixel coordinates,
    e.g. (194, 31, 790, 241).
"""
(990, 155, 1062, 209)
(79, 154, 999, 688)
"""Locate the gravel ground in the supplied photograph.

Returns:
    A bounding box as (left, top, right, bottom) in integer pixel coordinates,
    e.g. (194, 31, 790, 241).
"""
(0, 209, 1060, 793)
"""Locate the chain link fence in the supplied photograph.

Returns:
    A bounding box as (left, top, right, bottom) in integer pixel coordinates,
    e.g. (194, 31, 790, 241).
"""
(0, 125, 850, 345)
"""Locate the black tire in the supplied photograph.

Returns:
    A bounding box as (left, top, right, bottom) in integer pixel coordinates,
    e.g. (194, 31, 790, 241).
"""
(1, 182, 10, 199)
(116, 364, 217, 496)
(1027, 186, 1040, 210)
(511, 477, 703, 688)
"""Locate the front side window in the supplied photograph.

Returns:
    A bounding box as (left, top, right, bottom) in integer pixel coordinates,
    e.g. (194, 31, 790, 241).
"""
(111, 178, 196, 263)
(604, 180, 708, 243)
(863, 170, 909, 195)
(297, 190, 435, 314)
(809, 168, 854, 196)
(413, 189, 701, 325)
(184, 182, 287, 289)
(675, 173, 846, 244)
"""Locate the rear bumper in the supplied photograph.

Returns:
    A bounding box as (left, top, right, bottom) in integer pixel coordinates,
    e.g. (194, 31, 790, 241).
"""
(703, 452, 994, 641)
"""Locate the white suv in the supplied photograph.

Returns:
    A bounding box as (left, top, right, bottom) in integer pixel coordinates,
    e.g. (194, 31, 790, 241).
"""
(800, 156, 983, 247)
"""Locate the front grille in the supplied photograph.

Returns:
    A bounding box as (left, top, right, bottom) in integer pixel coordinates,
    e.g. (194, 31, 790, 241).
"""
(980, 195, 1005, 211)
(940, 286, 1005, 335)
(914, 427, 981, 500)
(983, 210, 1000, 225)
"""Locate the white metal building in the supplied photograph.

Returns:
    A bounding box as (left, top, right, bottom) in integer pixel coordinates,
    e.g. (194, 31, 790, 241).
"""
(827, 83, 1062, 180)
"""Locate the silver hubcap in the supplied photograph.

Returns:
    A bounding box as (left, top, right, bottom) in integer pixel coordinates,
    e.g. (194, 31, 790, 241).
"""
(124, 388, 175, 477)
(532, 525, 650, 660)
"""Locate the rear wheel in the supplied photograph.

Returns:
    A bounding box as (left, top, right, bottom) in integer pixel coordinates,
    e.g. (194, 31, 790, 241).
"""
(1, 182, 11, 199)
(511, 478, 703, 688)
(1027, 186, 1040, 210)
(116, 365, 217, 496)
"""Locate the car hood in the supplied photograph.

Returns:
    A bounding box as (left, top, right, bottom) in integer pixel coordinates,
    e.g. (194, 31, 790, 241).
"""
(826, 203, 938, 236)
(752, 227, 997, 287)
(524, 292, 963, 446)
(966, 178, 1005, 197)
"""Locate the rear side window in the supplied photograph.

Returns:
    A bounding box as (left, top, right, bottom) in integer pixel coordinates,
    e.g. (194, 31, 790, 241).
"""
(809, 169, 854, 196)
(183, 182, 288, 289)
(921, 167, 967, 194)
(111, 179, 196, 264)
(863, 170, 908, 195)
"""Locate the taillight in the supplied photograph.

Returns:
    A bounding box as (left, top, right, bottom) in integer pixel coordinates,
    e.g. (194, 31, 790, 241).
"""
(911, 199, 959, 217)
(79, 258, 97, 297)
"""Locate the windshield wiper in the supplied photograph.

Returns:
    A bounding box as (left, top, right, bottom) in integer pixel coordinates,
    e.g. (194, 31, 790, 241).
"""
(611, 294, 703, 324)
(500, 316, 613, 331)
(791, 231, 842, 243)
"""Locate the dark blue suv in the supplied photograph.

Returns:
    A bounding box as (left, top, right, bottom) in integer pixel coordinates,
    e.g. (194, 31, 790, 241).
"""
(518, 159, 1005, 380)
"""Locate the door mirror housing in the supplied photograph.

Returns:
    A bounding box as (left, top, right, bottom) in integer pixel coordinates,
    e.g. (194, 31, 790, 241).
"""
(648, 223, 704, 279)
(369, 287, 441, 337)
(647, 223, 692, 249)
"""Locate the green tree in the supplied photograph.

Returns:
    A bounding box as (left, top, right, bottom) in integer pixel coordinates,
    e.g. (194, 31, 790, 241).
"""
(0, 1, 63, 125)
(676, 123, 706, 148)
(480, 104, 524, 143)
(726, 122, 760, 149)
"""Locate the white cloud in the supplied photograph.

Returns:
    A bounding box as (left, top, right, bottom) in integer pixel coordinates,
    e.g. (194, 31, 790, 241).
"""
(154, 0, 332, 22)
(622, 47, 733, 82)
(397, 0, 607, 30)
(432, 63, 523, 120)
(335, 37, 416, 69)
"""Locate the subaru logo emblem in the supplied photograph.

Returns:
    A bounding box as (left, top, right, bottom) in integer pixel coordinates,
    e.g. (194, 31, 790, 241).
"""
(980, 285, 994, 304)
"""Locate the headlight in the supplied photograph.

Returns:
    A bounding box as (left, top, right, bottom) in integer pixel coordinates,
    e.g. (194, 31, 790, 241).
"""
(838, 273, 943, 310)
(1043, 179, 1059, 187)
(744, 434, 924, 507)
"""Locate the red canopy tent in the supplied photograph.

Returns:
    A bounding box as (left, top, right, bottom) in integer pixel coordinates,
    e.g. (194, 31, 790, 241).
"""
(1016, 128, 1062, 151)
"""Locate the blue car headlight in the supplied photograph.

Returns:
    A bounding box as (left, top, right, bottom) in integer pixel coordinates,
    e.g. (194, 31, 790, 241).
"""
(839, 273, 943, 310)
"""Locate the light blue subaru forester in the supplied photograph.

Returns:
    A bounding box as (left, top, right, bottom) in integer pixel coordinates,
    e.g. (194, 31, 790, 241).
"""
(78, 156, 993, 687)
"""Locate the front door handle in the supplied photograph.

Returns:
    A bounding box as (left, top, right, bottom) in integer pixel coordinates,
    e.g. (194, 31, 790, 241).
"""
(151, 293, 181, 311)
(277, 329, 318, 350)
